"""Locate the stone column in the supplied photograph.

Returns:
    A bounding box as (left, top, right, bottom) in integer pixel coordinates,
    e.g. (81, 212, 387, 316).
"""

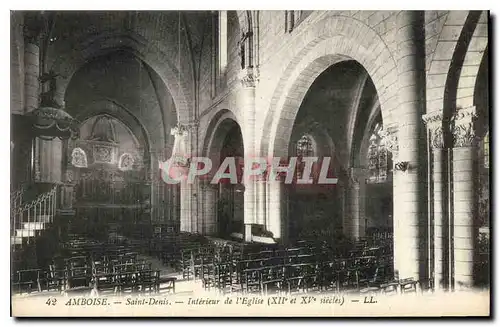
(24, 36, 40, 113)
(393, 11, 428, 281)
(238, 67, 259, 242)
(344, 167, 368, 240)
(255, 180, 266, 226)
(11, 12, 24, 114)
(267, 177, 285, 242)
(201, 180, 217, 235)
(423, 110, 449, 290)
(169, 123, 197, 233)
(451, 106, 478, 289)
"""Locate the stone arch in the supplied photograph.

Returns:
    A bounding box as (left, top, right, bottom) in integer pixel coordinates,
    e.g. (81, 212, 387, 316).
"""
(72, 99, 154, 165)
(424, 11, 485, 114)
(260, 15, 399, 158)
(440, 11, 483, 121)
(456, 11, 488, 110)
(50, 32, 193, 124)
(202, 109, 244, 171)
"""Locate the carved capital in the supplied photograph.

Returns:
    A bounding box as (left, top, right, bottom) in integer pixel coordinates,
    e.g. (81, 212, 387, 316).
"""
(170, 122, 198, 138)
(239, 67, 259, 88)
(422, 110, 444, 149)
(451, 106, 478, 148)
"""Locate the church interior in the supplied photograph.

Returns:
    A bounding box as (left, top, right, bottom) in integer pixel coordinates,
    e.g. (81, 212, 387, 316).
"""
(10, 10, 489, 298)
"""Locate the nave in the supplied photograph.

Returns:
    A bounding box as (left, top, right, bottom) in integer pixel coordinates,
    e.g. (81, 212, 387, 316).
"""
(12, 223, 424, 298)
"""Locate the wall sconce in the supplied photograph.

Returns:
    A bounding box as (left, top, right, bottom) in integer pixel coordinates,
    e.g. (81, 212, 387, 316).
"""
(394, 161, 410, 172)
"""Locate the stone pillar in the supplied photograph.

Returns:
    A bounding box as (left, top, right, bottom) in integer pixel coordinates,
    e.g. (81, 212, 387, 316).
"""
(393, 11, 428, 281)
(24, 40, 39, 113)
(238, 67, 259, 242)
(267, 178, 285, 242)
(423, 110, 449, 290)
(256, 180, 267, 226)
(345, 167, 368, 240)
(451, 106, 478, 289)
(169, 123, 198, 233)
(11, 12, 24, 114)
(201, 180, 217, 235)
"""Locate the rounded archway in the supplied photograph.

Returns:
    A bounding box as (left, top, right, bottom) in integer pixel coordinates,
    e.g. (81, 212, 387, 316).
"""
(281, 60, 391, 244)
(204, 114, 245, 239)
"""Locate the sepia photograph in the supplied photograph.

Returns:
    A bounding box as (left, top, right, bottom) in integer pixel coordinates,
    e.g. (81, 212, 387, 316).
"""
(9, 8, 491, 317)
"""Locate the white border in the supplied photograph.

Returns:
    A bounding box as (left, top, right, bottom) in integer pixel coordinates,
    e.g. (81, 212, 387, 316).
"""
(2, 3, 497, 326)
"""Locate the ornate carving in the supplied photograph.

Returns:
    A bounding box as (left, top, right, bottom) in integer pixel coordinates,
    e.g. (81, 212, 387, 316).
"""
(380, 125, 398, 155)
(71, 147, 88, 168)
(422, 111, 444, 149)
(93, 145, 114, 163)
(118, 153, 134, 171)
(170, 123, 189, 137)
(451, 106, 478, 148)
(239, 67, 259, 88)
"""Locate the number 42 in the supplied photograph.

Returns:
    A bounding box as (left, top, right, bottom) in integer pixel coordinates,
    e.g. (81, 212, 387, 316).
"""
(46, 298, 57, 306)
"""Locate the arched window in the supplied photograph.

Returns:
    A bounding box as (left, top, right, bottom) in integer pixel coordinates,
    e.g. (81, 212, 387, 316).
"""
(296, 134, 315, 157)
(71, 147, 88, 168)
(118, 153, 135, 171)
(367, 123, 391, 183)
(295, 134, 316, 181)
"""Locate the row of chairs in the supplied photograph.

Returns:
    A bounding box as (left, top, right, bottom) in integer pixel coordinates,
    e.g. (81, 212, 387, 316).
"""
(13, 235, 176, 296)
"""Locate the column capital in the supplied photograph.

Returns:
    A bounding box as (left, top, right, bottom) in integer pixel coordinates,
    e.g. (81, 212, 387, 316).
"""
(422, 110, 445, 149)
(170, 122, 198, 137)
(451, 106, 478, 148)
(239, 67, 259, 88)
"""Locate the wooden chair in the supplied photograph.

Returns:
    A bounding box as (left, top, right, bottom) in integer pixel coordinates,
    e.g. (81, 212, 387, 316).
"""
(42, 265, 66, 293)
(137, 270, 158, 295)
(215, 262, 235, 294)
(243, 268, 262, 294)
(65, 266, 93, 296)
(93, 272, 119, 296)
(286, 264, 306, 294)
(12, 269, 42, 294)
(399, 278, 419, 294)
(261, 265, 285, 295)
(158, 274, 177, 294)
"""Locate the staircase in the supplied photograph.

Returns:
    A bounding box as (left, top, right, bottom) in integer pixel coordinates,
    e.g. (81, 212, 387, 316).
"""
(11, 185, 58, 248)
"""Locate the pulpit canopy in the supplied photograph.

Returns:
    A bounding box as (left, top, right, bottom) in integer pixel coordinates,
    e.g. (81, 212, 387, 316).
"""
(29, 106, 79, 140)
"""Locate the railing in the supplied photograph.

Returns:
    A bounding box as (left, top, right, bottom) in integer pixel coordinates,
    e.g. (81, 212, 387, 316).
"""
(11, 185, 57, 245)
(10, 185, 25, 213)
